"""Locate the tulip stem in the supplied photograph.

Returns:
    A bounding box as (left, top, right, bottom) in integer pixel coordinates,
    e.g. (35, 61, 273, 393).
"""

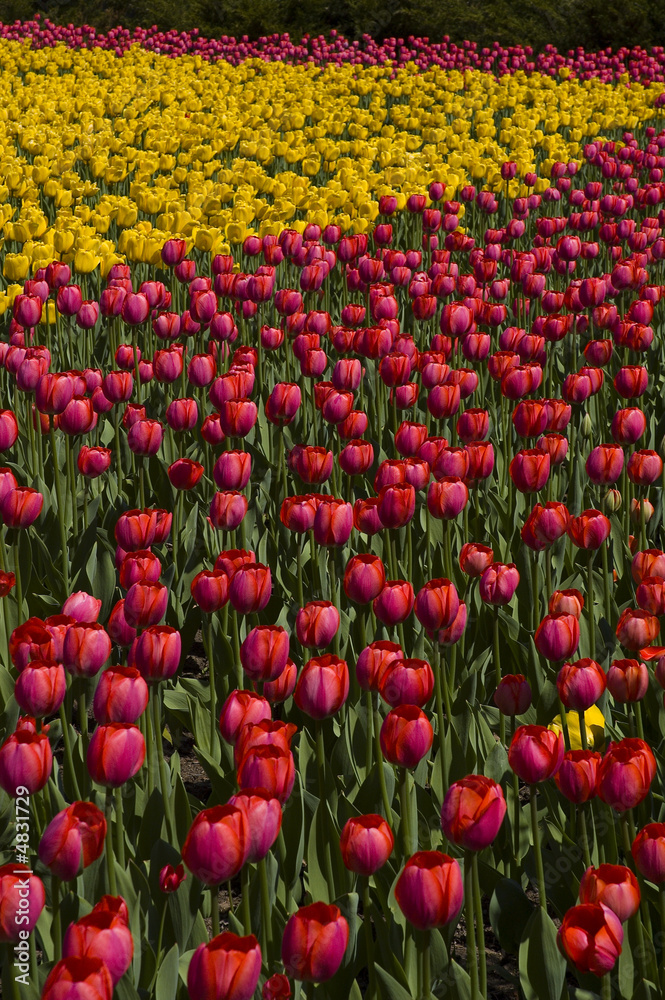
(152, 687, 175, 842)
(232, 610, 242, 688)
(144, 695, 156, 799)
(372, 695, 393, 821)
(58, 703, 81, 801)
(296, 542, 304, 609)
(512, 770, 521, 879)
(493, 611, 505, 746)
(398, 767, 415, 856)
(315, 721, 337, 901)
(105, 788, 118, 896)
(51, 877, 62, 961)
(464, 854, 480, 999)
(12, 537, 22, 626)
(210, 885, 220, 938)
(579, 807, 591, 869)
(205, 618, 218, 757)
(578, 709, 587, 752)
(587, 552, 596, 663)
(600, 538, 611, 635)
(362, 878, 376, 999)
(365, 689, 374, 775)
(115, 787, 125, 868)
(79, 680, 89, 756)
(241, 864, 251, 935)
(529, 786, 547, 911)
(601, 973, 611, 1000)
(150, 901, 168, 987)
(471, 853, 487, 998)
(433, 644, 448, 778)
(49, 423, 69, 593)
(259, 858, 273, 953)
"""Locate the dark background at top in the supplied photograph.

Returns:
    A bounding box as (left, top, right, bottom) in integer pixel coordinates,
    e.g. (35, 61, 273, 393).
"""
(0, 0, 663, 56)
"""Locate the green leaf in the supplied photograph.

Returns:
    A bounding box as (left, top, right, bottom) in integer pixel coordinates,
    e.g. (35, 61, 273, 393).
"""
(374, 964, 413, 1000)
(489, 877, 535, 955)
(519, 907, 567, 1000)
(156, 944, 179, 1000)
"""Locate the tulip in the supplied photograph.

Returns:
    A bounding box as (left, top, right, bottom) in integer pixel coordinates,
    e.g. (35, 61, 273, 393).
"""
(627, 449, 663, 485)
(380, 705, 433, 768)
(124, 581, 168, 628)
(281, 903, 349, 982)
(377, 483, 416, 528)
(379, 657, 434, 708)
(133, 626, 181, 683)
(555, 749, 602, 803)
(356, 641, 403, 693)
(459, 543, 494, 577)
(294, 654, 349, 719)
(42, 958, 113, 1000)
(586, 444, 625, 484)
(38, 801, 107, 880)
(159, 864, 186, 893)
(92, 666, 149, 724)
(182, 804, 250, 886)
(632, 823, 665, 884)
(209, 491, 248, 530)
(607, 658, 648, 702)
(187, 932, 262, 1000)
(373, 580, 414, 625)
(78, 446, 112, 478)
(509, 449, 550, 493)
(579, 865, 641, 922)
(228, 789, 283, 863)
(115, 509, 157, 551)
(1, 487, 43, 528)
(240, 625, 289, 682)
(441, 775, 507, 850)
(0, 863, 45, 942)
(312, 498, 353, 546)
(340, 814, 394, 876)
(87, 723, 145, 787)
(120, 550, 161, 590)
(394, 851, 464, 929)
(168, 458, 204, 490)
(219, 690, 271, 745)
(236, 745, 295, 804)
(0, 727, 52, 796)
(230, 564, 272, 614)
(15, 660, 66, 717)
(508, 725, 564, 783)
(62, 623, 112, 678)
(557, 659, 607, 710)
(479, 563, 519, 605)
(343, 554, 385, 604)
(107, 601, 137, 647)
(597, 738, 656, 812)
(493, 674, 532, 716)
(631, 548, 665, 584)
(549, 589, 584, 618)
(557, 903, 623, 975)
(296, 601, 340, 649)
(615, 608, 659, 651)
(414, 578, 459, 631)
(214, 450, 251, 491)
(63, 909, 134, 985)
(61, 592, 99, 624)
(568, 510, 611, 549)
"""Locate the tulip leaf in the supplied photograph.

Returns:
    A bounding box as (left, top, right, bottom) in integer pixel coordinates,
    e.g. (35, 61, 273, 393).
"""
(279, 772, 306, 903)
(155, 944, 179, 1000)
(374, 964, 414, 1000)
(483, 740, 510, 785)
(93, 543, 117, 619)
(442, 959, 472, 1000)
(489, 877, 535, 955)
(518, 907, 566, 1000)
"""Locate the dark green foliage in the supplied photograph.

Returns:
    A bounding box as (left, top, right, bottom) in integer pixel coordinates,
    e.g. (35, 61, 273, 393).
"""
(1, 0, 664, 53)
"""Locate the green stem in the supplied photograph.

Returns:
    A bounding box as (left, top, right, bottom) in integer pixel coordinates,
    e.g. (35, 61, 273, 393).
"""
(363, 878, 376, 1000)
(51, 877, 61, 961)
(206, 617, 218, 756)
(529, 786, 547, 911)
(578, 709, 587, 752)
(58, 703, 81, 800)
(315, 721, 336, 901)
(399, 767, 415, 857)
(115, 786, 125, 868)
(512, 769, 521, 879)
(13, 536, 23, 626)
(49, 424, 69, 592)
(465, 855, 480, 999)
(600, 538, 611, 642)
(105, 788, 118, 896)
(259, 857, 272, 954)
(210, 885, 220, 938)
(579, 807, 591, 869)
(144, 690, 156, 799)
(587, 551, 595, 662)
(493, 610, 505, 746)
(150, 902, 168, 988)
(372, 695, 393, 821)
(472, 853, 487, 999)
(79, 680, 89, 757)
(241, 863, 251, 935)
(601, 973, 611, 1000)
(153, 687, 175, 841)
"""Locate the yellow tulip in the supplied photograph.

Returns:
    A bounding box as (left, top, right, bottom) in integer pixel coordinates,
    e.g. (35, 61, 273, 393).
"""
(3, 253, 30, 281)
(549, 704, 605, 752)
(73, 250, 101, 274)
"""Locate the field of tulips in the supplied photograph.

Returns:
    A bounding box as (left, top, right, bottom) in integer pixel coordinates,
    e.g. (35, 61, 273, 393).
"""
(5, 19, 665, 1000)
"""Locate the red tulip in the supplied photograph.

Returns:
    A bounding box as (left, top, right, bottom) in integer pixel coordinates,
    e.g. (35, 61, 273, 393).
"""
(373, 580, 414, 625)
(219, 690, 271, 745)
(427, 477, 468, 519)
(133, 626, 181, 682)
(632, 823, 665, 884)
(0, 727, 52, 796)
(340, 814, 394, 875)
(281, 903, 349, 982)
(343, 554, 385, 603)
(296, 601, 339, 649)
(63, 908, 134, 985)
(0, 864, 45, 942)
(555, 749, 602, 804)
(568, 510, 611, 549)
(380, 705, 433, 768)
(294, 654, 349, 719)
(230, 564, 272, 614)
(240, 625, 289, 682)
(509, 449, 550, 493)
(597, 738, 656, 812)
(459, 543, 494, 577)
(15, 660, 66, 717)
(441, 775, 507, 850)
(493, 674, 532, 716)
(557, 903, 623, 975)
(87, 723, 145, 787)
(236, 745, 295, 804)
(42, 958, 113, 1000)
(508, 725, 564, 783)
(579, 865, 641, 922)
(228, 790, 283, 863)
(479, 563, 519, 605)
(38, 801, 106, 880)
(615, 608, 659, 651)
(379, 657, 434, 708)
(92, 666, 149, 724)
(159, 863, 186, 893)
(394, 851, 463, 929)
(188, 932, 262, 1000)
(182, 805, 250, 885)
(557, 659, 606, 710)
(414, 578, 459, 631)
